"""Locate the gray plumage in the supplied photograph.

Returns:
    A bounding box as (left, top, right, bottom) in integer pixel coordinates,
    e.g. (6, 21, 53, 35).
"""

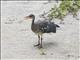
(26, 14, 60, 48)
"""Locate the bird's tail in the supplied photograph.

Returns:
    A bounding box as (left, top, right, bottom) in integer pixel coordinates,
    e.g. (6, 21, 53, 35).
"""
(55, 24, 60, 28)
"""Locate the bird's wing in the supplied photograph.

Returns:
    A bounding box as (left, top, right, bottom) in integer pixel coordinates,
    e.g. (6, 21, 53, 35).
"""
(39, 22, 49, 33)
(39, 22, 57, 33)
(35, 20, 58, 33)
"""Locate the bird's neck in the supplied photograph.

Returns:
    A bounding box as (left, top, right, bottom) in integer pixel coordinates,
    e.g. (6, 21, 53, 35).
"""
(31, 16, 35, 26)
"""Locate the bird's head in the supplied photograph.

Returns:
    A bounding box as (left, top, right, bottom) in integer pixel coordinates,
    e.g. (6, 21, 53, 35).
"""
(24, 14, 35, 20)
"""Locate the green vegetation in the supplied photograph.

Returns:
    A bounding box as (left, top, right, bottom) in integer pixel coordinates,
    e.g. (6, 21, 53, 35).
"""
(48, 1, 80, 23)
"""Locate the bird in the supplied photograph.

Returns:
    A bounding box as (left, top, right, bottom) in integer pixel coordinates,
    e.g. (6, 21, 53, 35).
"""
(24, 14, 60, 48)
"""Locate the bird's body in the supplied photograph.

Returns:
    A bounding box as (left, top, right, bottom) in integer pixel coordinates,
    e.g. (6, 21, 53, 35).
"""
(31, 20, 60, 34)
(25, 14, 60, 48)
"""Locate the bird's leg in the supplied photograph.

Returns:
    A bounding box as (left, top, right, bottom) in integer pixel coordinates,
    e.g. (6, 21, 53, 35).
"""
(39, 35, 43, 48)
(41, 36, 43, 48)
(34, 35, 40, 47)
(38, 35, 40, 45)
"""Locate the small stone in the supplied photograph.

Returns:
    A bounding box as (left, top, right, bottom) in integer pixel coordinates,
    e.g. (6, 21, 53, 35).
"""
(78, 56, 80, 58)
(51, 53, 53, 55)
(40, 52, 46, 55)
(67, 54, 74, 58)
(5, 22, 13, 24)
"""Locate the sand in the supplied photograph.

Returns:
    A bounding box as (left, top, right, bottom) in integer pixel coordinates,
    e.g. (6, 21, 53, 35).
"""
(1, 1, 80, 60)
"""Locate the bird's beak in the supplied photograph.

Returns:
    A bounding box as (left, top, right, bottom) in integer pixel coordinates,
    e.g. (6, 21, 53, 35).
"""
(24, 16, 32, 20)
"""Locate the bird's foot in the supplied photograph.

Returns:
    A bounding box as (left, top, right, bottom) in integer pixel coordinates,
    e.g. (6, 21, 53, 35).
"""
(34, 44, 40, 47)
(38, 45, 43, 49)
